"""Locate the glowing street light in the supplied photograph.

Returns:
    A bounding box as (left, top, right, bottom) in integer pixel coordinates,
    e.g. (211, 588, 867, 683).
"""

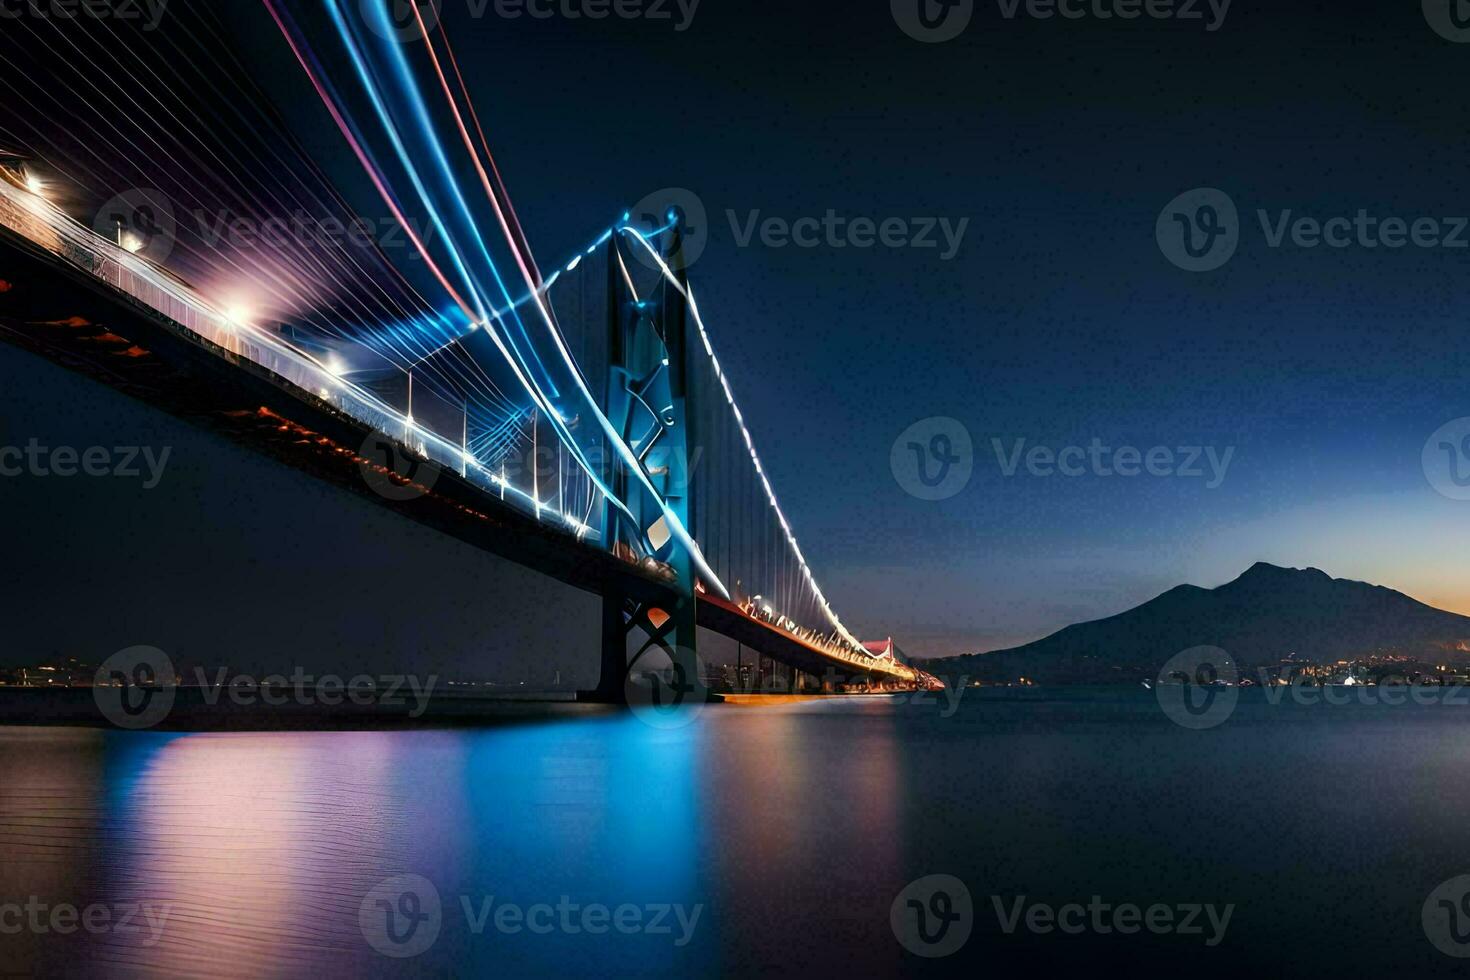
(24, 175, 44, 196)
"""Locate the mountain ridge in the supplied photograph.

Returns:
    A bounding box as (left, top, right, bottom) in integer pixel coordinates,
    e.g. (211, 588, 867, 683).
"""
(931, 563, 1470, 683)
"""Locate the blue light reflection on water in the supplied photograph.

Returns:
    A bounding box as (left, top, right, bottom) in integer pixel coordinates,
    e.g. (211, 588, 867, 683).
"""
(447, 714, 715, 976)
(81, 713, 716, 977)
(18, 692, 1470, 978)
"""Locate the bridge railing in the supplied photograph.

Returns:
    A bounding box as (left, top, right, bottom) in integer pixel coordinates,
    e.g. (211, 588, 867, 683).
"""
(0, 176, 599, 542)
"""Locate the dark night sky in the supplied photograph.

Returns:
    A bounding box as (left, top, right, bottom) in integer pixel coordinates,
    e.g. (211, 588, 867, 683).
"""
(2, 0, 1469, 672)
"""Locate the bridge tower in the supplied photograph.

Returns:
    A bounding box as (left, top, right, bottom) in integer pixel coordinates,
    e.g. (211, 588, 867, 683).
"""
(585, 219, 702, 704)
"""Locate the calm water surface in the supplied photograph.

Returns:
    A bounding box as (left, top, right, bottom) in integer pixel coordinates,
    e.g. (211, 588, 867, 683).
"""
(3, 691, 1470, 977)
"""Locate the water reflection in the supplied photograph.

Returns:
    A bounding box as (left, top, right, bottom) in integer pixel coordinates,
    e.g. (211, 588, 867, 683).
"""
(0, 704, 918, 978)
(97, 731, 427, 976)
(0, 714, 723, 976)
(10, 694, 1470, 976)
(0, 728, 106, 976)
(704, 701, 904, 978)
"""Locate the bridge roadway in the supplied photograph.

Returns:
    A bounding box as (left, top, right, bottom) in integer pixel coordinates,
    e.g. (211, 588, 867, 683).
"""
(0, 219, 935, 691)
(695, 592, 931, 687)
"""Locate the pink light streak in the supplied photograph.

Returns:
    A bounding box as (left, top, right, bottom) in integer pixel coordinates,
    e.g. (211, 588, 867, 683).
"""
(261, 0, 479, 326)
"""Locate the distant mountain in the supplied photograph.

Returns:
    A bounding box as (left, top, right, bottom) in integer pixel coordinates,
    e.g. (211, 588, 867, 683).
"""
(934, 563, 1470, 684)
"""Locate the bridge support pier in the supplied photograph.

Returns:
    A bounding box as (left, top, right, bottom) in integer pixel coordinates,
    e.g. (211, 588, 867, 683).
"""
(582, 586, 699, 704)
(580, 220, 704, 706)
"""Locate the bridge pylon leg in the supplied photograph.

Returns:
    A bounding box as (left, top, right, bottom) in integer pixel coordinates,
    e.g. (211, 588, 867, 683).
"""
(585, 586, 698, 704)
(580, 222, 704, 706)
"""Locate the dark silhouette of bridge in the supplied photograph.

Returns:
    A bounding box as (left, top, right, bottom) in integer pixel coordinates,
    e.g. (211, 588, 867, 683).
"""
(0, 1, 940, 703)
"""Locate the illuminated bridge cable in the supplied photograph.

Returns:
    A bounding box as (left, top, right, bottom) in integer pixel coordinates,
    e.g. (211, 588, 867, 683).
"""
(260, 2, 531, 419)
(0, 10, 596, 533)
(271, 0, 635, 529)
(620, 226, 868, 654)
(5, 5, 491, 418)
(85, 8, 508, 424)
(306, 1, 730, 595)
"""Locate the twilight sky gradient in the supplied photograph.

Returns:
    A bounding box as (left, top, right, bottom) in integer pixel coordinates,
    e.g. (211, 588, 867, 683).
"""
(2, 0, 1469, 669)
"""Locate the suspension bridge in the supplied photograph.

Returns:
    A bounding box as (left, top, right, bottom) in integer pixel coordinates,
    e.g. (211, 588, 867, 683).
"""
(0, 1, 940, 701)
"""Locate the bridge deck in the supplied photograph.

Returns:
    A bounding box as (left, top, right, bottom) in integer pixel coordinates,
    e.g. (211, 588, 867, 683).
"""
(696, 593, 923, 684)
(0, 224, 931, 687)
